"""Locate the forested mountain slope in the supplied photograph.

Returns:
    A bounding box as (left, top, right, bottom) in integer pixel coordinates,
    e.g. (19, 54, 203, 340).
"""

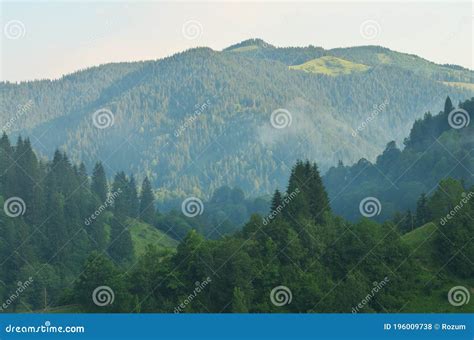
(324, 97, 474, 222)
(1, 131, 472, 313)
(1, 40, 473, 198)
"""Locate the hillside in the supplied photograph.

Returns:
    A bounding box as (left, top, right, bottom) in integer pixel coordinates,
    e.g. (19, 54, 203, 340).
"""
(401, 223, 473, 313)
(324, 97, 474, 222)
(289, 56, 370, 76)
(1, 129, 471, 313)
(126, 218, 178, 256)
(1, 39, 473, 199)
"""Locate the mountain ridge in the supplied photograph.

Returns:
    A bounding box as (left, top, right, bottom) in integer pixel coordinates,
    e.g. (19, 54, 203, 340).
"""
(1, 39, 473, 198)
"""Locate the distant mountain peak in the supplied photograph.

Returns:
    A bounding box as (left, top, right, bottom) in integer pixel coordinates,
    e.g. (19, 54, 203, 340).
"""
(224, 38, 274, 51)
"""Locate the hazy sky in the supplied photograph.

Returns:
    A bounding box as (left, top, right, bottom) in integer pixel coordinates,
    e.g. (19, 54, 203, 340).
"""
(0, 1, 472, 82)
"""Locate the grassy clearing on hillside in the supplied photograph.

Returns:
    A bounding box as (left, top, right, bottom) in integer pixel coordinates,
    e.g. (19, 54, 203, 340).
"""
(401, 223, 473, 313)
(127, 218, 178, 256)
(289, 56, 370, 76)
(228, 45, 259, 53)
(442, 81, 474, 91)
(402, 222, 438, 269)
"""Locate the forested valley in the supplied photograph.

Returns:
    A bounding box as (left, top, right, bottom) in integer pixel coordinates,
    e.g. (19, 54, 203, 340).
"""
(0, 97, 472, 313)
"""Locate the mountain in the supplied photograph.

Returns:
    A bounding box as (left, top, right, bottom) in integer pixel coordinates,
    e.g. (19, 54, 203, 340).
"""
(1, 39, 473, 198)
(324, 97, 474, 222)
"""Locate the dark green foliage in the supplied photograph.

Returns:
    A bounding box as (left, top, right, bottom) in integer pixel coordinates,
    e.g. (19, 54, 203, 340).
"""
(108, 214, 134, 265)
(139, 177, 155, 224)
(74, 252, 133, 312)
(155, 186, 269, 240)
(324, 97, 474, 222)
(415, 193, 431, 227)
(270, 190, 283, 212)
(285, 161, 330, 224)
(91, 162, 108, 202)
(0, 135, 139, 311)
(417, 179, 474, 279)
(1, 101, 472, 313)
(444, 96, 454, 114)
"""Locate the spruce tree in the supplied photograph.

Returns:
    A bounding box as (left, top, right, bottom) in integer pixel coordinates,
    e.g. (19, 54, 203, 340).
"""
(415, 193, 430, 227)
(128, 175, 139, 218)
(108, 214, 134, 264)
(112, 172, 129, 214)
(0, 133, 13, 194)
(139, 177, 155, 224)
(308, 163, 331, 224)
(91, 162, 108, 202)
(444, 96, 454, 114)
(270, 189, 283, 212)
(231, 287, 249, 312)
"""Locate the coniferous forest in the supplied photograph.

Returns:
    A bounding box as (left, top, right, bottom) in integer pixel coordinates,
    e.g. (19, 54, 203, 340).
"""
(3, 1, 474, 338)
(0, 96, 472, 313)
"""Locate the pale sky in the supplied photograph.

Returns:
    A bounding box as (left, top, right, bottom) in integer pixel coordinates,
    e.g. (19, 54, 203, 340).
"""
(0, 1, 472, 82)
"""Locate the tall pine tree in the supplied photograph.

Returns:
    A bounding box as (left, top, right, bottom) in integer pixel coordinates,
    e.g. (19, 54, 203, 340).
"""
(139, 177, 155, 224)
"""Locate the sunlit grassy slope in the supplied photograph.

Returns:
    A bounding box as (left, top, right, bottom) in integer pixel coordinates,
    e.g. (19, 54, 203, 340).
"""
(401, 222, 473, 312)
(442, 81, 474, 91)
(126, 218, 178, 256)
(289, 56, 370, 76)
